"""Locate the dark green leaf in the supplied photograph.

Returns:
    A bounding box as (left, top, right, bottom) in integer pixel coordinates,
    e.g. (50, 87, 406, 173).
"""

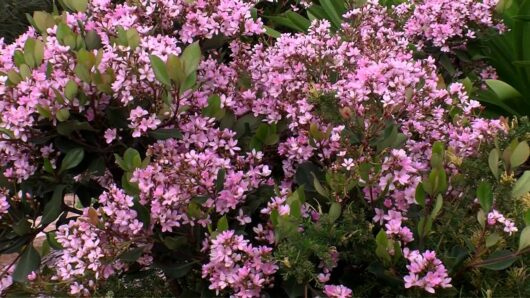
(215, 169, 226, 193)
(149, 128, 183, 140)
(478, 250, 517, 270)
(41, 185, 66, 225)
(160, 261, 197, 279)
(59, 148, 85, 174)
(12, 245, 41, 282)
(150, 55, 171, 86)
(181, 42, 201, 77)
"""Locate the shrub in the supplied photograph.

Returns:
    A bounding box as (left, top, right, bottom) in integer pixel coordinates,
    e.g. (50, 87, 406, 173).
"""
(0, 0, 529, 297)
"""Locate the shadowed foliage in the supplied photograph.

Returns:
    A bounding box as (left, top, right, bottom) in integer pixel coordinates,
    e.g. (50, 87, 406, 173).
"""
(0, 0, 54, 43)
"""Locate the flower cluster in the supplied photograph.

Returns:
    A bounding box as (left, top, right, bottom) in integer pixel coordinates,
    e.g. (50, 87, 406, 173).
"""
(487, 209, 519, 235)
(0, 0, 523, 296)
(51, 185, 148, 295)
(402, 0, 504, 51)
(0, 265, 14, 294)
(202, 230, 278, 297)
(131, 119, 272, 232)
(323, 284, 353, 298)
(0, 189, 9, 219)
(403, 249, 452, 293)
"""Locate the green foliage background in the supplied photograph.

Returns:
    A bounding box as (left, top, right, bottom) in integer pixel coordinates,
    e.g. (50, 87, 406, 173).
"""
(0, 0, 53, 43)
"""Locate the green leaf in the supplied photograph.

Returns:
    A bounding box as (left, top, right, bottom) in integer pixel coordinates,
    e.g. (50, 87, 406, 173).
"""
(290, 199, 302, 219)
(56, 108, 70, 122)
(525, 209, 530, 226)
(34, 40, 45, 66)
(489, 148, 500, 179)
(313, 174, 329, 198)
(41, 185, 66, 225)
(181, 71, 197, 93)
(285, 11, 311, 32)
(13, 219, 32, 236)
(486, 233, 502, 248)
(46, 232, 63, 249)
(375, 230, 391, 263)
(23, 38, 36, 68)
(430, 194, 443, 219)
(264, 26, 281, 38)
(215, 168, 226, 193)
(59, 148, 85, 174)
(187, 201, 202, 218)
(132, 199, 150, 228)
(85, 30, 102, 50)
(67, 0, 88, 12)
(126, 28, 141, 50)
(149, 128, 183, 140)
(13, 50, 25, 68)
(512, 171, 530, 199)
(12, 245, 41, 282)
(415, 183, 426, 207)
(477, 181, 494, 212)
(57, 120, 96, 136)
(160, 261, 197, 279)
(75, 64, 91, 83)
(477, 209, 486, 229)
(181, 42, 201, 77)
(0, 127, 15, 139)
(216, 215, 228, 232)
(150, 55, 171, 86)
(33, 11, 55, 33)
(267, 15, 301, 32)
(120, 246, 144, 263)
(321, 0, 343, 28)
(6, 70, 22, 85)
(19, 64, 31, 79)
(478, 250, 517, 270)
(518, 226, 530, 252)
(166, 54, 185, 85)
(418, 216, 433, 238)
(203, 95, 225, 120)
(64, 80, 78, 100)
(510, 141, 529, 169)
(485, 79, 522, 100)
(122, 172, 140, 196)
(328, 203, 341, 223)
(124, 148, 142, 170)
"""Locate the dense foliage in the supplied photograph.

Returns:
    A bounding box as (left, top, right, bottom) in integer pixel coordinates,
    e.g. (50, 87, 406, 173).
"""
(0, 0, 529, 297)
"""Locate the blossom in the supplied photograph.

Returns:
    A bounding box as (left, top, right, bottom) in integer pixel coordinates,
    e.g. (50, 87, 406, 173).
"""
(202, 230, 277, 297)
(323, 284, 353, 298)
(487, 209, 518, 235)
(104, 129, 117, 144)
(403, 249, 452, 293)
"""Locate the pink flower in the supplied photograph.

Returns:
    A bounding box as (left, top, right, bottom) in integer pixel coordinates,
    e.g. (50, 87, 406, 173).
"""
(104, 128, 117, 144)
(323, 285, 352, 298)
(403, 249, 452, 293)
(202, 230, 277, 297)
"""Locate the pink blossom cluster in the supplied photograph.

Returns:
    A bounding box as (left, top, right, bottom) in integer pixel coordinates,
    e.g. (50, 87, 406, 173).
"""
(403, 249, 452, 293)
(51, 186, 148, 295)
(0, 0, 263, 182)
(0, 264, 14, 294)
(402, 0, 504, 51)
(131, 118, 272, 232)
(374, 149, 422, 211)
(0, 0, 511, 295)
(487, 209, 518, 235)
(202, 230, 278, 297)
(323, 284, 353, 298)
(0, 189, 9, 219)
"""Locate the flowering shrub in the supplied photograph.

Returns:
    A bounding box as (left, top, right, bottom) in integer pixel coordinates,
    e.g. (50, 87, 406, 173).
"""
(0, 0, 529, 296)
